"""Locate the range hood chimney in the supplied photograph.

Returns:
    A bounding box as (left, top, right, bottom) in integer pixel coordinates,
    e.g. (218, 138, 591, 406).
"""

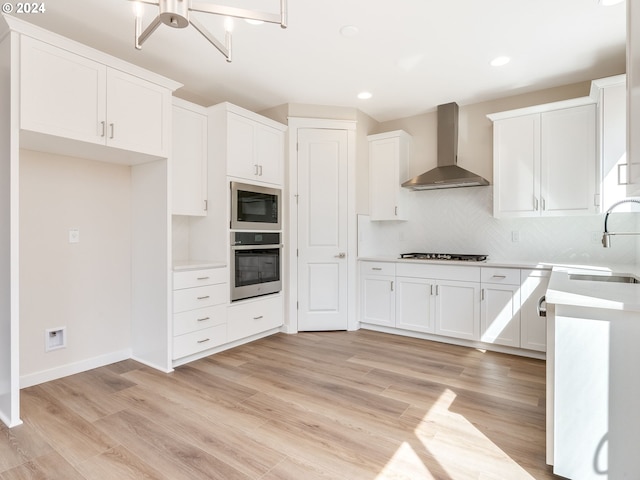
(402, 102, 490, 190)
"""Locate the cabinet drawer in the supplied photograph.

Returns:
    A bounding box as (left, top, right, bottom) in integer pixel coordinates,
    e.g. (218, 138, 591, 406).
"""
(173, 304, 226, 336)
(227, 295, 283, 343)
(360, 261, 396, 276)
(173, 284, 227, 313)
(396, 263, 480, 282)
(481, 267, 520, 285)
(173, 324, 226, 359)
(173, 267, 227, 290)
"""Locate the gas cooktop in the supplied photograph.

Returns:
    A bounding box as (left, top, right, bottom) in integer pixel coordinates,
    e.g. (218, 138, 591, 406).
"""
(400, 253, 488, 262)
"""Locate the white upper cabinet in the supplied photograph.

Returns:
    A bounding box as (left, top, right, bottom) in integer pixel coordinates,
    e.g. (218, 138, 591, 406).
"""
(172, 98, 208, 216)
(368, 130, 411, 221)
(628, 1, 640, 196)
(225, 109, 285, 186)
(489, 100, 597, 218)
(20, 36, 173, 160)
(20, 36, 106, 146)
(591, 75, 627, 211)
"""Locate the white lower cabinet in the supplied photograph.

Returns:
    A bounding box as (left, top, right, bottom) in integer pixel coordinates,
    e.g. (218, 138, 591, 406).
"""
(360, 262, 396, 327)
(172, 267, 228, 360)
(359, 260, 549, 355)
(227, 295, 283, 343)
(395, 277, 434, 333)
(434, 280, 481, 341)
(480, 268, 521, 347)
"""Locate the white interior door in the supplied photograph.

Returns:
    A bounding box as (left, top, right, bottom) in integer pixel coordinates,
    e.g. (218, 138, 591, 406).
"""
(297, 128, 348, 331)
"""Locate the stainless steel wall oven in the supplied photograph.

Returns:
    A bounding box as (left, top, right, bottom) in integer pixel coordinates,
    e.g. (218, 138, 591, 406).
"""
(230, 231, 282, 302)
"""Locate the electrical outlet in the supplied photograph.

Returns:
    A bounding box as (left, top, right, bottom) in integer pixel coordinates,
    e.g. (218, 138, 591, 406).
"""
(511, 230, 520, 243)
(68, 228, 80, 244)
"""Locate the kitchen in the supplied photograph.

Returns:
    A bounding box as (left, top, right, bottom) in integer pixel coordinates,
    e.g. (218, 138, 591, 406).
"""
(1, 0, 638, 479)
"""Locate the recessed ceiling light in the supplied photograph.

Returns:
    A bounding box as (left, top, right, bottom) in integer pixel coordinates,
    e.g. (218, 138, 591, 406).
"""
(490, 56, 511, 67)
(599, 0, 624, 5)
(357, 91, 372, 100)
(340, 25, 359, 38)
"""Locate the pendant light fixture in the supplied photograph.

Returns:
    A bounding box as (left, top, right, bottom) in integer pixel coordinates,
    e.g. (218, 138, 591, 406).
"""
(131, 0, 287, 62)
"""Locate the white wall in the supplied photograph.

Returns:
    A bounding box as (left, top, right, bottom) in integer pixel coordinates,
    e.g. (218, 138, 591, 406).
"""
(19, 150, 132, 381)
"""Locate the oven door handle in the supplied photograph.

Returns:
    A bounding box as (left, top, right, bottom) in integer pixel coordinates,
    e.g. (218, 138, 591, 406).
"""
(231, 244, 282, 250)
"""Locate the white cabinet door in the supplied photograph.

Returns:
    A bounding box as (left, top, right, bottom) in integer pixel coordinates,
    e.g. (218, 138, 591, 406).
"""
(599, 79, 627, 210)
(395, 276, 434, 333)
(520, 269, 550, 352)
(435, 280, 480, 341)
(481, 283, 521, 347)
(172, 100, 208, 216)
(361, 275, 395, 327)
(20, 36, 107, 145)
(106, 68, 169, 157)
(227, 112, 257, 180)
(227, 112, 284, 185)
(541, 105, 597, 215)
(493, 114, 540, 217)
(256, 124, 284, 185)
(628, 1, 640, 196)
(368, 131, 410, 221)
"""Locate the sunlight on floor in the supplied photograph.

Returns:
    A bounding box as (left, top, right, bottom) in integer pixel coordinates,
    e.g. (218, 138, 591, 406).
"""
(379, 388, 538, 479)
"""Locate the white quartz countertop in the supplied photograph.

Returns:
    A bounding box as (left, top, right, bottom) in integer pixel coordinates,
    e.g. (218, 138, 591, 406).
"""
(358, 256, 552, 270)
(545, 264, 640, 312)
(172, 260, 227, 271)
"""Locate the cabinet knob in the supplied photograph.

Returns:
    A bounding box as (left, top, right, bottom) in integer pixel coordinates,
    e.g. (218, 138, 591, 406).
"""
(335, 252, 346, 258)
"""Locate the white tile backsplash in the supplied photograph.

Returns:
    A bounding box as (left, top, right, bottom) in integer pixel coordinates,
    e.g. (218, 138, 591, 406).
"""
(358, 186, 638, 265)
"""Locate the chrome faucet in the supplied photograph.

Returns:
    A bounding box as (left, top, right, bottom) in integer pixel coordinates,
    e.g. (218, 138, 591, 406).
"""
(602, 198, 640, 248)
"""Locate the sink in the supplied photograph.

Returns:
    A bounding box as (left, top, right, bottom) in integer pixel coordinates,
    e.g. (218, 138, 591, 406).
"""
(569, 273, 640, 284)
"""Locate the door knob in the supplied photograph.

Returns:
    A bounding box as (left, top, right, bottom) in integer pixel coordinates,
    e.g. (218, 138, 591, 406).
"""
(334, 252, 346, 258)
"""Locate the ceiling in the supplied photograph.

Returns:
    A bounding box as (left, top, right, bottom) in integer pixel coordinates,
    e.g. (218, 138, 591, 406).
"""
(9, 0, 627, 122)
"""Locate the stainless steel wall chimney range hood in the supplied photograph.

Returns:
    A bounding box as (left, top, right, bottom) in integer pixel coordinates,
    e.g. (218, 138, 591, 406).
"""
(402, 102, 490, 190)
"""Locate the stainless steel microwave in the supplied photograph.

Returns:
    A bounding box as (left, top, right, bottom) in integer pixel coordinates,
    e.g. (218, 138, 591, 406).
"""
(230, 182, 281, 231)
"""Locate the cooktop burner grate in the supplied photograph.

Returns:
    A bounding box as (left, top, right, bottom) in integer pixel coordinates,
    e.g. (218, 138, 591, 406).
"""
(400, 253, 488, 262)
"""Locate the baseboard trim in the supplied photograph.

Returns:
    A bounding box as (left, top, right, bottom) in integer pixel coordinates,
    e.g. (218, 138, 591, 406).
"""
(20, 349, 132, 389)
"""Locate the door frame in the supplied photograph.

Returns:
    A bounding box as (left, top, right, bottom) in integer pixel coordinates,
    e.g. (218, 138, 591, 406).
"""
(286, 117, 357, 333)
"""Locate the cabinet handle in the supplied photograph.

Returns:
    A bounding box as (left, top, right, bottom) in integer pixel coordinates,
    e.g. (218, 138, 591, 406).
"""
(541, 197, 546, 211)
(394, 206, 398, 216)
(435, 285, 439, 296)
(481, 288, 485, 301)
(109, 123, 115, 139)
(491, 275, 507, 279)
(334, 252, 346, 258)
(537, 296, 547, 317)
(253, 315, 264, 320)
(196, 276, 210, 280)
(197, 295, 210, 300)
(197, 317, 210, 322)
(197, 338, 211, 344)
(100, 121, 106, 137)
(390, 281, 394, 292)
(430, 284, 433, 296)
(254, 164, 259, 175)
(372, 267, 382, 271)
(618, 163, 629, 185)
(259, 165, 263, 176)
(533, 196, 539, 211)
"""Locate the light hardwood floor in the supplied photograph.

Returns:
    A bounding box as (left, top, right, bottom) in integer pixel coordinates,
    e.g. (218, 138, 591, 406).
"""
(1, 330, 561, 479)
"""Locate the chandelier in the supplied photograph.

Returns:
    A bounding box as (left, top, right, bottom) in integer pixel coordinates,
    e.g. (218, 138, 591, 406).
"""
(131, 0, 288, 62)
